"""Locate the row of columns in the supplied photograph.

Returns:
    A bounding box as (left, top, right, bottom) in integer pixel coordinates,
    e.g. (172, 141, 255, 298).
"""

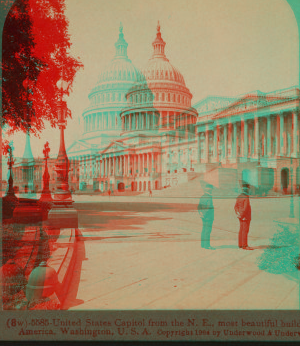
(72, 152, 162, 180)
(122, 111, 196, 132)
(97, 152, 161, 178)
(84, 111, 119, 133)
(197, 111, 299, 163)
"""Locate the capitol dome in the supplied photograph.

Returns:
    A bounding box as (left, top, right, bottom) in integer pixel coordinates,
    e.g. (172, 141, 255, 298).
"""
(120, 22, 197, 136)
(80, 24, 139, 146)
(139, 22, 186, 87)
(97, 23, 140, 84)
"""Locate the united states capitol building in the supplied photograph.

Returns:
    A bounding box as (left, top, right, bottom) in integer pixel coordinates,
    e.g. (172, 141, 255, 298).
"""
(12, 23, 300, 195)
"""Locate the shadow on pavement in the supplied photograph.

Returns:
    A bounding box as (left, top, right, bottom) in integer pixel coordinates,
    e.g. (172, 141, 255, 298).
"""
(62, 229, 86, 310)
(74, 202, 183, 231)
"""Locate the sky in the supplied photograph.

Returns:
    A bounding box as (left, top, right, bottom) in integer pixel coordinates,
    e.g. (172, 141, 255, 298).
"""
(3, 0, 299, 162)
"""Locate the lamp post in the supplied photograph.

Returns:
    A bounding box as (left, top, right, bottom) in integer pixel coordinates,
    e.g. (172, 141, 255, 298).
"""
(52, 78, 72, 204)
(47, 77, 78, 228)
(290, 156, 295, 218)
(5, 142, 16, 198)
(39, 141, 52, 202)
(3, 142, 18, 219)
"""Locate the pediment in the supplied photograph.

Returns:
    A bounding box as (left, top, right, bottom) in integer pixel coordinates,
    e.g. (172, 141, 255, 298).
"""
(67, 140, 92, 154)
(101, 141, 126, 154)
(194, 96, 236, 114)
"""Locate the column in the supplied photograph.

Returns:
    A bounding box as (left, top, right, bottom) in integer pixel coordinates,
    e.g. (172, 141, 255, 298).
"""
(107, 156, 110, 176)
(267, 116, 272, 156)
(146, 113, 148, 130)
(127, 154, 130, 176)
(151, 153, 154, 173)
(167, 111, 170, 128)
(254, 117, 259, 158)
(228, 122, 232, 158)
(142, 153, 145, 175)
(243, 120, 248, 159)
(292, 111, 298, 157)
(278, 113, 284, 155)
(113, 156, 116, 176)
(231, 123, 237, 158)
(147, 153, 149, 175)
(197, 132, 201, 163)
(233, 123, 237, 158)
(213, 127, 217, 162)
(205, 125, 209, 163)
(148, 153, 152, 175)
(215, 124, 220, 162)
(224, 124, 228, 161)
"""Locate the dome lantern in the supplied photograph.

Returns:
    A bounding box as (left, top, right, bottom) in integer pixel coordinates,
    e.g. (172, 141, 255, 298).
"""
(114, 22, 129, 60)
(152, 21, 166, 59)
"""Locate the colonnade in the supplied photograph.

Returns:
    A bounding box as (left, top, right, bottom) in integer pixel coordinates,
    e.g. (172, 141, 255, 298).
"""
(84, 111, 119, 133)
(122, 110, 196, 131)
(197, 111, 299, 163)
(77, 152, 161, 180)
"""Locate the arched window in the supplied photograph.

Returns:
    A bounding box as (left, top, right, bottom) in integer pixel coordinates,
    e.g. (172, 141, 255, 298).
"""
(168, 93, 170, 102)
(156, 93, 159, 101)
(162, 93, 165, 101)
(177, 95, 180, 103)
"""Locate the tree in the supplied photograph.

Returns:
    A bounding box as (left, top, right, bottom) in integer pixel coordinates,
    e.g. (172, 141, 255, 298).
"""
(2, 0, 83, 136)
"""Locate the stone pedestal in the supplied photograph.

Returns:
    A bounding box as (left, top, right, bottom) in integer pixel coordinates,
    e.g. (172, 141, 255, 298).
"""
(47, 207, 78, 229)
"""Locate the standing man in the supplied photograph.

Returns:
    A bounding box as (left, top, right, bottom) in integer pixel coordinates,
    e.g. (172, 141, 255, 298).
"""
(234, 184, 252, 250)
(198, 183, 215, 249)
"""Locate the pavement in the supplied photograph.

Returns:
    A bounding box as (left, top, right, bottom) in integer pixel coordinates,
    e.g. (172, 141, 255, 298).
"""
(60, 191, 300, 310)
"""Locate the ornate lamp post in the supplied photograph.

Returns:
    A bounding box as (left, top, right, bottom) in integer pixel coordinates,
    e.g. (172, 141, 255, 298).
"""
(4, 142, 16, 198)
(290, 156, 295, 218)
(39, 141, 52, 202)
(47, 77, 78, 228)
(3, 142, 18, 219)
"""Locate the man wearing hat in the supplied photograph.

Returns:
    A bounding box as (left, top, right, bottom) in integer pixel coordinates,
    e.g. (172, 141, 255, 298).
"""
(234, 183, 252, 250)
(198, 183, 215, 249)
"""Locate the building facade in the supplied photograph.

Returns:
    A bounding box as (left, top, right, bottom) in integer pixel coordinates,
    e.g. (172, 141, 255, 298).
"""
(10, 24, 300, 196)
(194, 88, 300, 194)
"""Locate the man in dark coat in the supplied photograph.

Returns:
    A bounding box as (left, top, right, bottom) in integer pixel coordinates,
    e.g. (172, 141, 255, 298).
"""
(234, 184, 252, 250)
(198, 183, 215, 249)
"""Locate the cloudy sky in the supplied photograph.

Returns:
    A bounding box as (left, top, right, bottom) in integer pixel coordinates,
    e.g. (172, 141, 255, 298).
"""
(3, 0, 298, 160)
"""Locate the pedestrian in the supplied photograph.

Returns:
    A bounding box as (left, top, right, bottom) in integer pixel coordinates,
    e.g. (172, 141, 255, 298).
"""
(234, 183, 253, 250)
(198, 183, 215, 250)
(149, 189, 152, 197)
(108, 189, 111, 198)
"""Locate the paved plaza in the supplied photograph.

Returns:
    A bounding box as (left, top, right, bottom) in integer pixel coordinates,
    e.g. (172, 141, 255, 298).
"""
(60, 187, 300, 310)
